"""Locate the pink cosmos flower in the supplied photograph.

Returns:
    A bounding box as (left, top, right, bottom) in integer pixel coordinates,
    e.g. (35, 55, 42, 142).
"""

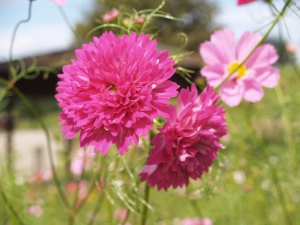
(56, 32, 178, 155)
(103, 8, 120, 23)
(199, 28, 279, 107)
(70, 146, 95, 175)
(51, 0, 68, 5)
(237, 0, 256, 5)
(181, 217, 212, 225)
(139, 84, 227, 190)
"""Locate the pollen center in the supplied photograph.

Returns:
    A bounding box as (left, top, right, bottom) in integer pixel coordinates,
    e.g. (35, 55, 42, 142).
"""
(110, 85, 118, 92)
(228, 62, 247, 79)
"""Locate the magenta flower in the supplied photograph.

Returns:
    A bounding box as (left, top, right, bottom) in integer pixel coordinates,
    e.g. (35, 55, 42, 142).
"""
(199, 28, 279, 107)
(56, 32, 178, 155)
(103, 8, 120, 23)
(237, 0, 256, 5)
(51, 0, 68, 5)
(139, 84, 227, 190)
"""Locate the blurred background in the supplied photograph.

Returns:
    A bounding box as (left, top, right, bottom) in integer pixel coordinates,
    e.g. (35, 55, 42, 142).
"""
(1, 1, 300, 224)
(0, 0, 299, 61)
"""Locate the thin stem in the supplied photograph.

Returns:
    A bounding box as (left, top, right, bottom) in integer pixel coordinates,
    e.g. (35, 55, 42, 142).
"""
(0, 186, 26, 225)
(58, 6, 82, 47)
(189, 199, 202, 218)
(140, 184, 150, 225)
(0, 78, 71, 212)
(9, 0, 34, 64)
(215, 0, 292, 91)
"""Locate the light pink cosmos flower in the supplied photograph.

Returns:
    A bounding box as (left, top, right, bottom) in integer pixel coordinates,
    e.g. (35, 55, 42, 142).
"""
(181, 217, 212, 225)
(103, 8, 119, 23)
(51, 0, 68, 5)
(199, 28, 279, 107)
(139, 84, 227, 190)
(70, 146, 95, 175)
(237, 0, 256, 5)
(56, 32, 178, 155)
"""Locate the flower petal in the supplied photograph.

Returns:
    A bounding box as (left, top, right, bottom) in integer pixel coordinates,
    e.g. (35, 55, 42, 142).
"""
(243, 79, 264, 102)
(237, 31, 262, 62)
(255, 66, 280, 88)
(210, 28, 235, 63)
(245, 44, 279, 68)
(220, 79, 244, 107)
(200, 28, 235, 65)
(201, 64, 226, 87)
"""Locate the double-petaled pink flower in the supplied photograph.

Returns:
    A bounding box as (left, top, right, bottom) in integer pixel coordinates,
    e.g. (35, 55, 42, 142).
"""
(56, 32, 178, 155)
(199, 28, 279, 107)
(139, 84, 227, 190)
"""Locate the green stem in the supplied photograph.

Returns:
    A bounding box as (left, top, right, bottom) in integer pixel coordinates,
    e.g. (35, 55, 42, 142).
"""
(215, 0, 292, 91)
(8, 0, 34, 65)
(189, 199, 202, 218)
(0, 186, 26, 225)
(0, 78, 71, 212)
(141, 184, 150, 225)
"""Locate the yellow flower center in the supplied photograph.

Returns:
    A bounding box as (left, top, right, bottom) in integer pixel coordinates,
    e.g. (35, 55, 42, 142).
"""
(110, 85, 118, 92)
(228, 62, 247, 79)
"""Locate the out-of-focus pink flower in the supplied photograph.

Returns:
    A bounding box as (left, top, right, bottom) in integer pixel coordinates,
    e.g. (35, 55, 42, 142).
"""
(133, 15, 145, 24)
(181, 217, 212, 225)
(237, 0, 256, 5)
(103, 8, 120, 23)
(285, 42, 297, 54)
(51, 0, 68, 5)
(56, 32, 178, 155)
(70, 146, 95, 175)
(199, 28, 279, 107)
(114, 207, 128, 223)
(139, 84, 227, 190)
(28, 169, 52, 184)
(27, 205, 43, 218)
(66, 180, 88, 199)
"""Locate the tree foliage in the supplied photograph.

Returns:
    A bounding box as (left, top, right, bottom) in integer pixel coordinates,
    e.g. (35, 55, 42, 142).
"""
(75, 0, 220, 51)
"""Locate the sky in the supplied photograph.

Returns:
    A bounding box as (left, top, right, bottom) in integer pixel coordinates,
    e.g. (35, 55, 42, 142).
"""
(0, 0, 299, 62)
